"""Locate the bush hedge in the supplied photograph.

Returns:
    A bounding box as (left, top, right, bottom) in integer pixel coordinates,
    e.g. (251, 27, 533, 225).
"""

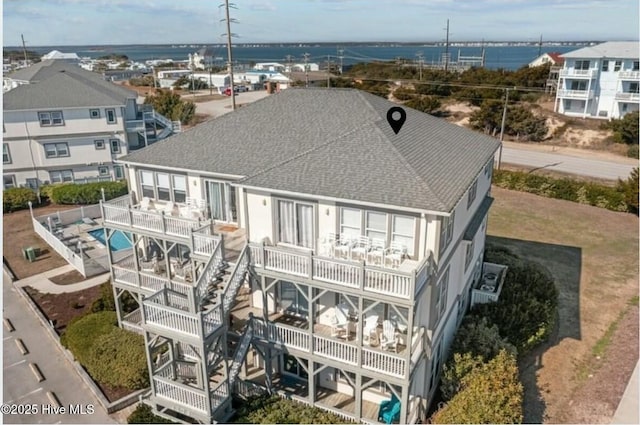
(128, 404, 176, 424)
(492, 169, 629, 212)
(88, 328, 148, 390)
(2, 187, 38, 213)
(233, 394, 352, 424)
(90, 281, 138, 314)
(60, 311, 118, 365)
(49, 181, 128, 205)
(432, 350, 524, 424)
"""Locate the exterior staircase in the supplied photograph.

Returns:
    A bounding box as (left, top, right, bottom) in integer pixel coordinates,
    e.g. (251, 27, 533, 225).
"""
(228, 321, 254, 387)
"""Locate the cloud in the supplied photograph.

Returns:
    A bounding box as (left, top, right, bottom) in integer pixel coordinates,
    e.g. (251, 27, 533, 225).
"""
(249, 1, 276, 11)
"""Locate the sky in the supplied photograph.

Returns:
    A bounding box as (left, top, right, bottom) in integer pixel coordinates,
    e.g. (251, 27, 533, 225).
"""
(2, 0, 639, 47)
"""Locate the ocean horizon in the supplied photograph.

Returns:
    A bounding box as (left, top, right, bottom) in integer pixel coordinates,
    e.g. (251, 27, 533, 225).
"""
(4, 43, 585, 70)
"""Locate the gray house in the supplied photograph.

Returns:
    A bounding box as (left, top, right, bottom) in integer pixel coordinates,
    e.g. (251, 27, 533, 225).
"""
(100, 88, 505, 423)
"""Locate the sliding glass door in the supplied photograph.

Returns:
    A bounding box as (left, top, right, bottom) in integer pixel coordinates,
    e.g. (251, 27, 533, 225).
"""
(277, 200, 314, 249)
(205, 181, 237, 223)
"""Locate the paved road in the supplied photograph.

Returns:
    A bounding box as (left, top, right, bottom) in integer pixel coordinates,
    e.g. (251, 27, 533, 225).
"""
(2, 270, 115, 424)
(498, 144, 637, 181)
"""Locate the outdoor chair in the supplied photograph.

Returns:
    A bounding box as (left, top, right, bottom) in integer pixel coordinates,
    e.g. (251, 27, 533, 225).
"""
(367, 238, 386, 265)
(384, 241, 407, 268)
(319, 233, 336, 257)
(378, 394, 401, 424)
(140, 197, 152, 211)
(362, 314, 379, 346)
(380, 320, 398, 352)
(334, 233, 356, 259)
(163, 201, 175, 216)
(331, 303, 354, 338)
(351, 236, 371, 261)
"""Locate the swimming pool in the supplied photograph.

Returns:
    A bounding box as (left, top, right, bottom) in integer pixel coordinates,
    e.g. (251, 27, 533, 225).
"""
(88, 228, 133, 251)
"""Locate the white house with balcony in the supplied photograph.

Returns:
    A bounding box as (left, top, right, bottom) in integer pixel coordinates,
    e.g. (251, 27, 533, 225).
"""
(555, 41, 640, 119)
(2, 60, 180, 190)
(99, 88, 504, 424)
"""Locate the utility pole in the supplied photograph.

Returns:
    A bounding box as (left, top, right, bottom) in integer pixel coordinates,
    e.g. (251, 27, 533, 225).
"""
(497, 88, 511, 169)
(327, 54, 331, 88)
(21, 34, 28, 67)
(338, 48, 344, 74)
(303, 52, 310, 87)
(538, 34, 543, 58)
(415, 52, 424, 80)
(444, 19, 450, 72)
(221, 0, 237, 110)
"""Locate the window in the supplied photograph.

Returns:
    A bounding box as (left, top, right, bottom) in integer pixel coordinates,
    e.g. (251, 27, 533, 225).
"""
(156, 173, 171, 201)
(3, 175, 16, 189)
(50, 170, 73, 183)
(439, 212, 455, 254)
(98, 166, 110, 177)
(140, 171, 155, 198)
(110, 139, 120, 154)
(94, 140, 105, 150)
(44, 143, 69, 158)
(614, 61, 622, 72)
(38, 111, 64, 126)
(574, 60, 590, 70)
(114, 165, 125, 180)
(629, 82, 639, 94)
(90, 109, 100, 119)
(570, 80, 588, 91)
(278, 200, 314, 248)
(25, 178, 38, 190)
(106, 108, 117, 124)
(172, 175, 187, 203)
(365, 211, 387, 242)
(283, 354, 308, 379)
(281, 281, 309, 318)
(467, 179, 478, 209)
(634, 61, 640, 71)
(602, 61, 609, 72)
(340, 208, 361, 237)
(391, 215, 415, 256)
(429, 340, 443, 394)
(464, 240, 475, 271)
(434, 266, 450, 327)
(3, 144, 11, 164)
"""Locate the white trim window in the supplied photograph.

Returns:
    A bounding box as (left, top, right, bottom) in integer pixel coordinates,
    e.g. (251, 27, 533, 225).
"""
(365, 211, 386, 242)
(484, 159, 494, 178)
(172, 175, 187, 203)
(3, 175, 16, 189)
(114, 165, 125, 180)
(140, 171, 155, 198)
(3, 144, 11, 164)
(106, 108, 117, 124)
(38, 111, 64, 127)
(340, 207, 361, 238)
(467, 179, 478, 209)
(110, 139, 120, 154)
(439, 212, 455, 254)
(156, 173, 171, 201)
(392, 215, 415, 256)
(50, 170, 73, 183)
(464, 240, 475, 272)
(94, 139, 105, 150)
(139, 170, 188, 203)
(278, 199, 314, 248)
(90, 109, 100, 119)
(429, 340, 443, 395)
(44, 142, 69, 158)
(98, 166, 110, 177)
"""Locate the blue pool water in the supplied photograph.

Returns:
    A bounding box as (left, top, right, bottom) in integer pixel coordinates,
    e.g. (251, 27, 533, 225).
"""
(88, 228, 132, 251)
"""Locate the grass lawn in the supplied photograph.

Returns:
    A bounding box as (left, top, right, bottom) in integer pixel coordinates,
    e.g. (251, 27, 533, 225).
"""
(487, 187, 638, 423)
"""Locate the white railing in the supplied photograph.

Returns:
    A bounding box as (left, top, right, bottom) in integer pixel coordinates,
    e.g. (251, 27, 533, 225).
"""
(313, 335, 357, 365)
(32, 217, 86, 276)
(192, 232, 220, 257)
(143, 298, 201, 337)
(234, 379, 268, 398)
(102, 202, 204, 239)
(210, 381, 229, 411)
(557, 89, 594, 99)
(410, 328, 425, 369)
(619, 70, 640, 80)
(140, 273, 167, 293)
(362, 348, 406, 378)
(313, 257, 361, 287)
(193, 242, 223, 307)
(153, 376, 208, 414)
(113, 265, 138, 287)
(222, 244, 250, 313)
(202, 305, 223, 337)
(364, 268, 412, 298)
(264, 247, 310, 277)
(155, 362, 174, 379)
(36, 204, 102, 227)
(249, 244, 263, 267)
(176, 360, 199, 380)
(559, 68, 598, 78)
(615, 92, 640, 102)
(271, 323, 310, 351)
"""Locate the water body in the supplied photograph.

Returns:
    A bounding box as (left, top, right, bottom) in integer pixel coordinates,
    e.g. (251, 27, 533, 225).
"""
(10, 44, 583, 70)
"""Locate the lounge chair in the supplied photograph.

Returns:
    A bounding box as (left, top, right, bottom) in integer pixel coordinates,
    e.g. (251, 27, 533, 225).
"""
(163, 201, 175, 216)
(380, 320, 398, 352)
(378, 394, 401, 424)
(331, 303, 353, 338)
(351, 235, 371, 261)
(362, 314, 379, 346)
(140, 197, 151, 211)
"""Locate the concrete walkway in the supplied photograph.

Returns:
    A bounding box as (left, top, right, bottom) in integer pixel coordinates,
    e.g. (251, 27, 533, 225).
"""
(611, 361, 639, 424)
(14, 264, 109, 294)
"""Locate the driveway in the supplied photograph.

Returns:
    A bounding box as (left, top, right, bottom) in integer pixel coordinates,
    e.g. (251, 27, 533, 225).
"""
(2, 269, 115, 424)
(194, 90, 271, 118)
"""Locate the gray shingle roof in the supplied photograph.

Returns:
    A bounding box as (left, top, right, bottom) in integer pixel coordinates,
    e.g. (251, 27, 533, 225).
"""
(119, 88, 500, 213)
(562, 41, 639, 59)
(3, 60, 136, 110)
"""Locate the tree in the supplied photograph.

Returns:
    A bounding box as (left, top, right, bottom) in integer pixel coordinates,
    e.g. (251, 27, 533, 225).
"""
(469, 100, 504, 136)
(508, 105, 548, 141)
(432, 350, 524, 424)
(144, 89, 196, 125)
(605, 111, 639, 144)
(128, 404, 175, 424)
(173, 76, 208, 90)
(405, 96, 442, 115)
(617, 167, 639, 215)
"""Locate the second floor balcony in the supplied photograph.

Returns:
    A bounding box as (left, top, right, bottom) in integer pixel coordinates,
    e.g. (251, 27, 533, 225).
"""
(559, 68, 598, 79)
(557, 89, 595, 99)
(619, 70, 640, 80)
(615, 92, 640, 102)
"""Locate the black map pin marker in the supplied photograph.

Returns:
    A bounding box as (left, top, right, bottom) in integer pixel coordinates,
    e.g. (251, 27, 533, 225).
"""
(386, 107, 406, 135)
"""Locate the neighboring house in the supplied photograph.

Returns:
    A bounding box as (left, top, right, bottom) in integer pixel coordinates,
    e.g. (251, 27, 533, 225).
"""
(41, 50, 80, 62)
(2, 60, 179, 190)
(528, 52, 564, 67)
(555, 41, 640, 119)
(100, 88, 504, 424)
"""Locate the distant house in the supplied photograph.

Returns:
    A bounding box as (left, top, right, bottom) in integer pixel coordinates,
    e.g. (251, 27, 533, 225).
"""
(41, 50, 80, 62)
(2, 60, 180, 190)
(554, 41, 640, 119)
(528, 52, 564, 68)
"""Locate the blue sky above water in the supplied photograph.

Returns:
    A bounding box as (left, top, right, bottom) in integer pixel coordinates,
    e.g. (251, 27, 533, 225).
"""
(2, 0, 638, 46)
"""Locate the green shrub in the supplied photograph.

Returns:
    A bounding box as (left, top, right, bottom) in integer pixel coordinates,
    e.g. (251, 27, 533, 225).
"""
(440, 352, 485, 402)
(87, 328, 148, 390)
(432, 350, 523, 424)
(50, 181, 128, 205)
(233, 394, 352, 424)
(60, 311, 117, 365)
(128, 404, 176, 424)
(627, 145, 639, 159)
(90, 281, 136, 314)
(617, 168, 639, 215)
(492, 169, 633, 213)
(39, 183, 68, 200)
(3, 187, 37, 212)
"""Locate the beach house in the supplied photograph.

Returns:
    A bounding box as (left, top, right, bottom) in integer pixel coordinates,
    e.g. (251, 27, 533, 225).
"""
(555, 41, 640, 119)
(99, 88, 505, 423)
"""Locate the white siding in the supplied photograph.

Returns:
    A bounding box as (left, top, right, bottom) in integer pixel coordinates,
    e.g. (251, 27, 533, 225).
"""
(247, 191, 273, 244)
